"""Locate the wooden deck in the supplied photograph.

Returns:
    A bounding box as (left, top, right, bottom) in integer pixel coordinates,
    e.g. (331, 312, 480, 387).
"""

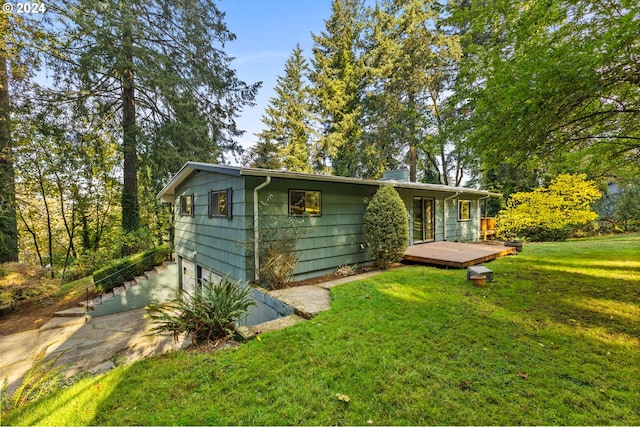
(403, 241, 516, 268)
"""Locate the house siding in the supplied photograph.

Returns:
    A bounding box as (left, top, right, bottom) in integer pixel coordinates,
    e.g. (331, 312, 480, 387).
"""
(172, 169, 486, 285)
(174, 171, 253, 283)
(249, 176, 377, 281)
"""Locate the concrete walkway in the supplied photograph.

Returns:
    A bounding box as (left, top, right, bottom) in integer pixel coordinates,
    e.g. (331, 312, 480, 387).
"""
(0, 269, 382, 394)
(0, 307, 188, 394)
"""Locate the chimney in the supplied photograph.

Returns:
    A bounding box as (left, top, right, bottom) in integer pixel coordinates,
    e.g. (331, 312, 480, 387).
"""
(380, 169, 410, 182)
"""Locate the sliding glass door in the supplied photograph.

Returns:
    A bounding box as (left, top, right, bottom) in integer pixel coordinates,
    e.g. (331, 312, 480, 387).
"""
(413, 197, 435, 243)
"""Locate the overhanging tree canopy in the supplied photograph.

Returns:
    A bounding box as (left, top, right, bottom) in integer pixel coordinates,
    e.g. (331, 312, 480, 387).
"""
(50, 0, 260, 234)
(453, 0, 640, 175)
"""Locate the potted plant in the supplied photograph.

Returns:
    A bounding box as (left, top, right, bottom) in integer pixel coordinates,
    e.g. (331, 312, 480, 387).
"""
(470, 275, 487, 287)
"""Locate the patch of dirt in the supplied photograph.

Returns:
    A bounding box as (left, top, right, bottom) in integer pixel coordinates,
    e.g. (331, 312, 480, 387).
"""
(286, 264, 382, 288)
(0, 293, 86, 335)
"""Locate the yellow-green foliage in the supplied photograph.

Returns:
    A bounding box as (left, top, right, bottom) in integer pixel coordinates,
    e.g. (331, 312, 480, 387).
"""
(497, 174, 601, 241)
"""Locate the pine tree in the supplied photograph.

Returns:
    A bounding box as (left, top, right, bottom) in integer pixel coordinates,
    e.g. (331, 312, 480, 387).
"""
(366, 0, 462, 183)
(0, 14, 17, 262)
(310, 0, 368, 177)
(0, 12, 44, 262)
(248, 44, 312, 172)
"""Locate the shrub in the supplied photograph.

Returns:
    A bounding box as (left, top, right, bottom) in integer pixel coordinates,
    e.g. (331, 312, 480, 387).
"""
(364, 185, 409, 269)
(259, 228, 299, 290)
(251, 194, 305, 290)
(611, 180, 640, 232)
(0, 263, 59, 312)
(497, 174, 601, 241)
(62, 251, 111, 283)
(92, 245, 169, 293)
(145, 276, 255, 345)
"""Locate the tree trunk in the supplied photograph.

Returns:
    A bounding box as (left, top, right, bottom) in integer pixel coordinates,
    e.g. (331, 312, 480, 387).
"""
(409, 144, 417, 183)
(36, 166, 54, 277)
(18, 206, 42, 266)
(121, 17, 139, 239)
(0, 18, 18, 262)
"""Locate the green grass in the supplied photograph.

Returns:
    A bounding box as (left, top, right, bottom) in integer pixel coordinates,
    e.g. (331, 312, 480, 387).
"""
(4, 234, 639, 425)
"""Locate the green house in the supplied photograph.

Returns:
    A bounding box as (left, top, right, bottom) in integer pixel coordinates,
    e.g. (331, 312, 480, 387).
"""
(157, 162, 500, 291)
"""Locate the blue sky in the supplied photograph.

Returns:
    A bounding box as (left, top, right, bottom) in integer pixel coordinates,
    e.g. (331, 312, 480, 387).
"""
(219, 0, 334, 162)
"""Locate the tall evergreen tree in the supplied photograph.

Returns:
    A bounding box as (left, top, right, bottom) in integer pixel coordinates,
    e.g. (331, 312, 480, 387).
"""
(50, 0, 259, 239)
(366, 0, 462, 183)
(0, 14, 17, 262)
(248, 44, 313, 172)
(310, 0, 369, 177)
(0, 12, 44, 262)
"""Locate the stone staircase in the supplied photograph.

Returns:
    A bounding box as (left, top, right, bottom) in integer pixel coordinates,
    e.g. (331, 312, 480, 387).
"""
(51, 262, 175, 323)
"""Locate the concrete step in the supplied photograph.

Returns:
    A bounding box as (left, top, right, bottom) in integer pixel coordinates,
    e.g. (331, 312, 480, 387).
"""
(53, 307, 87, 318)
(134, 275, 147, 285)
(113, 286, 126, 296)
(144, 270, 157, 280)
(124, 280, 137, 289)
(40, 315, 87, 330)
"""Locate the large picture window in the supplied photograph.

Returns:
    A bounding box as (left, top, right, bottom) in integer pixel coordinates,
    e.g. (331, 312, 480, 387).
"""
(458, 200, 472, 221)
(180, 194, 194, 217)
(289, 190, 321, 216)
(208, 188, 232, 218)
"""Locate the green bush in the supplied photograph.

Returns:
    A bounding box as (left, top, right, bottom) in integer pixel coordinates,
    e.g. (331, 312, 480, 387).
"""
(145, 276, 255, 345)
(364, 185, 409, 269)
(92, 245, 169, 293)
(62, 252, 111, 283)
(0, 264, 59, 312)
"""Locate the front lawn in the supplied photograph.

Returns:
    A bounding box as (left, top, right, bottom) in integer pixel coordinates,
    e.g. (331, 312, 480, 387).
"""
(5, 234, 639, 425)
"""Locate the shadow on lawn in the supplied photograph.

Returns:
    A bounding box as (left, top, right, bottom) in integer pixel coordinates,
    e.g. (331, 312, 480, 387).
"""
(493, 257, 640, 344)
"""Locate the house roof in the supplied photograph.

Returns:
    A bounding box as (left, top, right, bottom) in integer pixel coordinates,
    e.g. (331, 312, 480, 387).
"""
(157, 162, 502, 203)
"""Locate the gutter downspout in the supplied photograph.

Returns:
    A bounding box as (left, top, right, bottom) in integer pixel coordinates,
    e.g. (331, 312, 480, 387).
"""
(253, 176, 271, 283)
(443, 192, 460, 241)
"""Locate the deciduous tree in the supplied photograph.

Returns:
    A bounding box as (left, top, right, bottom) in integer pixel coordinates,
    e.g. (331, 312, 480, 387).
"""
(451, 0, 640, 178)
(497, 174, 602, 241)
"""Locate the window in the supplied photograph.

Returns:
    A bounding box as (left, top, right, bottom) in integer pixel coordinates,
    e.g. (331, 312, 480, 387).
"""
(458, 200, 472, 221)
(208, 188, 232, 218)
(180, 194, 194, 217)
(289, 190, 321, 216)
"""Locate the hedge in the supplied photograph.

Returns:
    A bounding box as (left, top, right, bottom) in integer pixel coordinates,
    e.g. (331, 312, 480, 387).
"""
(92, 245, 170, 293)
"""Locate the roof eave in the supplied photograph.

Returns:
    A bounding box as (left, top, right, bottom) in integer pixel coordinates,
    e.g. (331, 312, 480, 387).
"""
(156, 162, 243, 202)
(157, 162, 503, 202)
